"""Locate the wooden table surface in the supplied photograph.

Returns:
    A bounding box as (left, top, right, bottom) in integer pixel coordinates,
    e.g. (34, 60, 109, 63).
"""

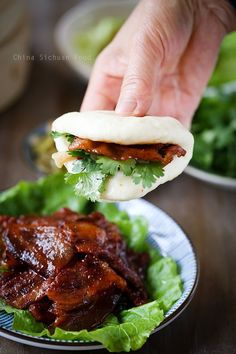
(0, 1, 236, 353)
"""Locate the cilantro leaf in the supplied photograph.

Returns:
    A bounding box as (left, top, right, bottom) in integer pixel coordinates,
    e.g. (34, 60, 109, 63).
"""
(65, 134, 75, 143)
(72, 154, 100, 174)
(71, 160, 86, 174)
(65, 151, 165, 200)
(51, 131, 63, 139)
(96, 157, 136, 176)
(96, 157, 120, 175)
(65, 154, 107, 201)
(64, 173, 80, 185)
(68, 149, 92, 158)
(131, 163, 164, 188)
(192, 86, 236, 178)
(96, 156, 164, 187)
(120, 159, 137, 175)
(65, 171, 105, 202)
(51, 131, 74, 143)
(68, 150, 82, 157)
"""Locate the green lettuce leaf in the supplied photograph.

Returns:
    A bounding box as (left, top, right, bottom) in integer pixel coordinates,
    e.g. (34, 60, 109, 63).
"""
(147, 257, 183, 312)
(0, 299, 163, 352)
(96, 202, 149, 252)
(0, 173, 90, 216)
(0, 174, 182, 352)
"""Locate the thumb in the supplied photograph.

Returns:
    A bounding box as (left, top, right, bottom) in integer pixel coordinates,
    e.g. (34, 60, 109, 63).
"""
(115, 32, 161, 116)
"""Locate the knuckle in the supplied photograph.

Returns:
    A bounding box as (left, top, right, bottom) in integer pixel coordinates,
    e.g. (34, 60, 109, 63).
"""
(94, 43, 116, 68)
(94, 45, 126, 76)
(94, 50, 108, 68)
(122, 75, 151, 98)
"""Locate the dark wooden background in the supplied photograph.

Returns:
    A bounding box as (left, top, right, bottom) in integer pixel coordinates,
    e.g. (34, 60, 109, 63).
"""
(0, 1, 236, 353)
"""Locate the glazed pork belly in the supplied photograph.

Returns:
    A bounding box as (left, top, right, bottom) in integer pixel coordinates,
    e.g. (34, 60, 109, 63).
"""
(69, 137, 186, 165)
(0, 208, 149, 330)
(0, 269, 47, 308)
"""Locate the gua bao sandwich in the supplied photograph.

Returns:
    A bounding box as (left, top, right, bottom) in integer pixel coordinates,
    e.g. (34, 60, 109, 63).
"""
(52, 111, 194, 201)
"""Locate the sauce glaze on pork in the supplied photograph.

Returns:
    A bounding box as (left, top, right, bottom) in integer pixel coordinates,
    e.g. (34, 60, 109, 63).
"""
(0, 208, 149, 330)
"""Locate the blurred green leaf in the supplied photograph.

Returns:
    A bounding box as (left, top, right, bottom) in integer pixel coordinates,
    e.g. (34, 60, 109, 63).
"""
(192, 85, 236, 177)
(209, 32, 236, 86)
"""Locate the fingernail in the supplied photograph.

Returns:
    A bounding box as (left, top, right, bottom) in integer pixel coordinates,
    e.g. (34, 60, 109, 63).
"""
(116, 100, 137, 115)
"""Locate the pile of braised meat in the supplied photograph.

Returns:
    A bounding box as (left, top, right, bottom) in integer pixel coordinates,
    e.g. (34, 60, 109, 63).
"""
(0, 208, 149, 331)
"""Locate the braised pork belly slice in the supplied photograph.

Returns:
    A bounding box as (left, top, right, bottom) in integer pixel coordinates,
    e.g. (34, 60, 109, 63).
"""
(29, 298, 55, 325)
(69, 137, 186, 165)
(76, 242, 147, 306)
(0, 269, 48, 308)
(54, 209, 125, 253)
(46, 255, 126, 330)
(2, 217, 76, 277)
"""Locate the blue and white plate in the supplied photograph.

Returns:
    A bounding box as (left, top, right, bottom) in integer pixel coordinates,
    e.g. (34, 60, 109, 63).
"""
(0, 199, 199, 350)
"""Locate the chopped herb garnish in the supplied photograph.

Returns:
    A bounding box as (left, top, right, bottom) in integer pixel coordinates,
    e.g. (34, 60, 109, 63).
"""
(51, 131, 63, 139)
(64, 150, 164, 201)
(51, 131, 75, 143)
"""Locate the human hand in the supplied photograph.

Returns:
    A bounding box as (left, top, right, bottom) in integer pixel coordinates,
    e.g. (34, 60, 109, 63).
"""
(81, 0, 236, 128)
